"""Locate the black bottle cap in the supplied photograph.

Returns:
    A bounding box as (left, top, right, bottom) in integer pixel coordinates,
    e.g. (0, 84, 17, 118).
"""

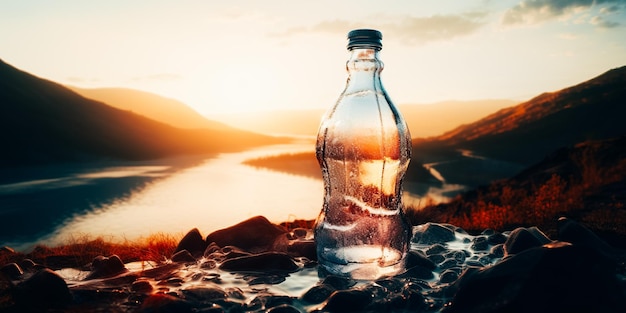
(347, 29, 382, 50)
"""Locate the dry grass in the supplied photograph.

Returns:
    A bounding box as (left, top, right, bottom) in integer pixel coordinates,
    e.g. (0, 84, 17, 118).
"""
(1, 232, 180, 269)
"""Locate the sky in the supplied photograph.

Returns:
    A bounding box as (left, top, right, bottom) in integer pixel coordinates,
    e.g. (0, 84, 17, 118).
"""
(1, 0, 626, 116)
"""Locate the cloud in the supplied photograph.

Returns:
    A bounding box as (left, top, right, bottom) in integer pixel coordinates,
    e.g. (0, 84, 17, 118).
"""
(502, 0, 624, 27)
(270, 12, 488, 45)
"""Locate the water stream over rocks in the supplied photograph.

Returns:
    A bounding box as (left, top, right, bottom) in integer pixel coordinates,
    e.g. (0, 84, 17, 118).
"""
(1, 216, 625, 312)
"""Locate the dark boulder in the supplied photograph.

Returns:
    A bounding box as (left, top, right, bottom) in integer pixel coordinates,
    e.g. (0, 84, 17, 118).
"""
(205, 216, 287, 253)
(14, 268, 72, 311)
(444, 241, 625, 313)
(175, 228, 208, 257)
(412, 223, 456, 245)
(503, 227, 551, 256)
(85, 255, 127, 279)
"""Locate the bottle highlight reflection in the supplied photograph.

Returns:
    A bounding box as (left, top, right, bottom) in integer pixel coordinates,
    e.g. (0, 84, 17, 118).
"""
(314, 29, 412, 279)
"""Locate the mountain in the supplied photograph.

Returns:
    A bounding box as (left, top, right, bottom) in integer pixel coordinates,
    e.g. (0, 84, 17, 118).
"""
(215, 99, 516, 138)
(67, 86, 231, 130)
(0, 59, 287, 168)
(413, 66, 626, 187)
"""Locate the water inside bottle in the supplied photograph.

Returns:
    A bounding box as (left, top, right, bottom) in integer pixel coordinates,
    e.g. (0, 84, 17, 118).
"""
(314, 157, 411, 279)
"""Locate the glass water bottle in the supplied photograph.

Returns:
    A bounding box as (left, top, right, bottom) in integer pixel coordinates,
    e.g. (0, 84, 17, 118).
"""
(314, 29, 412, 279)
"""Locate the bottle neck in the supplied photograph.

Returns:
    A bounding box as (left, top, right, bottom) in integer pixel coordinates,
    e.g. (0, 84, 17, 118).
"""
(345, 48, 384, 93)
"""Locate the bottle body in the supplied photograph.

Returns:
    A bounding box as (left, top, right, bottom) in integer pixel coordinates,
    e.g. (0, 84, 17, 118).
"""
(315, 33, 412, 279)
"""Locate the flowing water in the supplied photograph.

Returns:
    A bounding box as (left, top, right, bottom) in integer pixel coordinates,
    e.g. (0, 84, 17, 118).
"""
(0, 141, 463, 251)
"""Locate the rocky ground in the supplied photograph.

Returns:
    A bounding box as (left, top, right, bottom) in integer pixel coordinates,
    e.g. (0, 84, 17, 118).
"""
(1, 216, 625, 313)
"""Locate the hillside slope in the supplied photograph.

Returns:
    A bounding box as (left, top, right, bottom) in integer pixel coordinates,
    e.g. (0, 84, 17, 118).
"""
(0, 59, 286, 168)
(67, 86, 232, 130)
(417, 66, 626, 165)
(412, 66, 626, 187)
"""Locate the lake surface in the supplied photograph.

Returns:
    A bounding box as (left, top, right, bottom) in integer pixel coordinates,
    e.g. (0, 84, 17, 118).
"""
(1, 141, 463, 251)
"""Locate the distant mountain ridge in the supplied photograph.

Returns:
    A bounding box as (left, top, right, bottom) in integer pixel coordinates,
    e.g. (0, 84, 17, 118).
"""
(0, 59, 286, 168)
(215, 99, 516, 138)
(417, 66, 626, 166)
(67, 86, 232, 130)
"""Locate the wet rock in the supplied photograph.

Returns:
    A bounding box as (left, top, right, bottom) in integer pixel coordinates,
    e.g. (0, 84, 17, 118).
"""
(267, 304, 302, 313)
(131, 279, 154, 293)
(504, 227, 550, 256)
(470, 236, 488, 251)
(0, 263, 23, 280)
(171, 250, 197, 263)
(557, 217, 618, 261)
(445, 250, 467, 263)
(406, 250, 438, 271)
(285, 240, 316, 260)
(301, 284, 335, 304)
(14, 268, 72, 311)
(204, 242, 221, 256)
(182, 286, 227, 302)
(439, 258, 459, 270)
(0, 246, 15, 254)
(221, 246, 252, 259)
(375, 278, 405, 293)
(489, 244, 505, 258)
(444, 242, 626, 313)
(487, 232, 507, 245)
(19, 259, 36, 272)
(412, 223, 456, 245)
(439, 269, 459, 284)
(323, 289, 372, 312)
(247, 294, 293, 311)
(141, 293, 194, 313)
(426, 243, 447, 255)
(219, 252, 299, 273)
(175, 228, 208, 257)
(427, 253, 445, 264)
(322, 275, 356, 290)
(85, 255, 127, 279)
(205, 215, 287, 253)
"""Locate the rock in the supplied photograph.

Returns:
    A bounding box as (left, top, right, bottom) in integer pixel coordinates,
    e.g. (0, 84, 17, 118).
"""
(323, 289, 372, 312)
(426, 243, 447, 255)
(444, 242, 626, 313)
(19, 259, 36, 272)
(14, 268, 72, 311)
(219, 252, 299, 273)
(439, 269, 459, 284)
(247, 294, 293, 311)
(0, 263, 23, 280)
(470, 236, 488, 251)
(321, 275, 356, 290)
(171, 250, 198, 263)
(503, 227, 551, 256)
(85, 255, 127, 279)
(182, 286, 227, 302)
(487, 232, 507, 245)
(205, 216, 288, 252)
(412, 223, 456, 245)
(131, 279, 154, 293)
(141, 293, 194, 313)
(405, 250, 438, 271)
(285, 240, 316, 260)
(557, 217, 618, 261)
(175, 228, 208, 257)
(267, 304, 302, 313)
(301, 284, 335, 304)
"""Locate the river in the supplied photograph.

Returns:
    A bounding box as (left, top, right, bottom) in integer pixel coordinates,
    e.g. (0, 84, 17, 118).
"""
(0, 141, 463, 251)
